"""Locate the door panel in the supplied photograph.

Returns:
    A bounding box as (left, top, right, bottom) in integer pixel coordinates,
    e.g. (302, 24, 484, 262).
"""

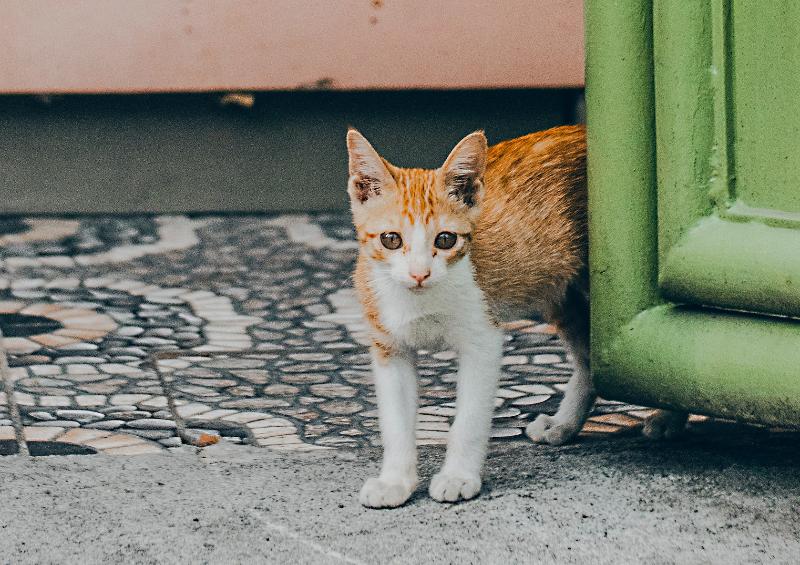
(587, 0, 800, 426)
(654, 0, 800, 318)
(731, 0, 800, 213)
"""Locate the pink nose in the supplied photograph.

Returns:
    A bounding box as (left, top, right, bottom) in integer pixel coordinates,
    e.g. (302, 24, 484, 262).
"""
(410, 272, 430, 285)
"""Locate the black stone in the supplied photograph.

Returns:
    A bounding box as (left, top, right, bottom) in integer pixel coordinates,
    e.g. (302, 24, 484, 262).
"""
(0, 218, 29, 236)
(0, 313, 63, 337)
(0, 440, 97, 456)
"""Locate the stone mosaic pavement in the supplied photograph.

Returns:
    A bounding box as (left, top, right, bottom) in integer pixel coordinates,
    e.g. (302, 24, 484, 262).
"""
(1, 213, 783, 457)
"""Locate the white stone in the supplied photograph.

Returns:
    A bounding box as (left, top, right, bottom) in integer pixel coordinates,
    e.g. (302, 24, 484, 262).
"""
(511, 384, 554, 395)
(176, 403, 211, 418)
(39, 395, 71, 407)
(100, 364, 143, 374)
(533, 354, 563, 364)
(75, 395, 107, 407)
(116, 326, 145, 337)
(501, 355, 528, 366)
(111, 394, 152, 406)
(511, 395, 552, 406)
(66, 364, 99, 375)
(30, 365, 62, 376)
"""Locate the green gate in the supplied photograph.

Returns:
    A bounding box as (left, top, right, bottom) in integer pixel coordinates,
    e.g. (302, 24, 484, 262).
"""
(587, 0, 800, 426)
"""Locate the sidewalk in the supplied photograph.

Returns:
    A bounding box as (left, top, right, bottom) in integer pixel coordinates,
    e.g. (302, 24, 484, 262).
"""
(0, 213, 798, 563)
(0, 434, 798, 564)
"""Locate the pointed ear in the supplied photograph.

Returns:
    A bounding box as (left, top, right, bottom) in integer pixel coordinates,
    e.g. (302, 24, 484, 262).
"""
(441, 131, 487, 207)
(346, 129, 393, 205)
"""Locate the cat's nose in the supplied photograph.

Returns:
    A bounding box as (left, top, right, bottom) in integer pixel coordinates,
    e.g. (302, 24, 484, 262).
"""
(410, 271, 431, 285)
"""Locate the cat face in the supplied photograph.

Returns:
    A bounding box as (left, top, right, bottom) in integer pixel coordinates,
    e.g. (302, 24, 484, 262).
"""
(346, 129, 487, 291)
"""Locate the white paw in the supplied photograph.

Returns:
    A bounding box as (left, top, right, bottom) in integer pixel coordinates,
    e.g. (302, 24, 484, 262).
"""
(428, 471, 482, 503)
(359, 476, 416, 509)
(642, 410, 687, 440)
(526, 414, 580, 446)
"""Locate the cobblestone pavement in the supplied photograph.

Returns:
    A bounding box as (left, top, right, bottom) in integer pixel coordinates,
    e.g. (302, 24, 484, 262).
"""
(0, 214, 792, 457)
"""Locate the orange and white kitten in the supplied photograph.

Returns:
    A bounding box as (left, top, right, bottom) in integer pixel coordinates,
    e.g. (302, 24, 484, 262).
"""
(347, 125, 591, 508)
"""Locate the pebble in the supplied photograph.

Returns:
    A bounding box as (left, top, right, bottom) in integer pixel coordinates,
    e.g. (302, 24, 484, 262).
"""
(318, 400, 363, 415)
(219, 399, 291, 409)
(533, 354, 563, 364)
(19, 377, 72, 387)
(201, 359, 264, 369)
(134, 337, 175, 346)
(126, 418, 178, 430)
(55, 409, 105, 423)
(491, 427, 523, 438)
(493, 408, 522, 419)
(117, 326, 145, 336)
(55, 356, 104, 364)
(159, 437, 183, 447)
(126, 429, 175, 440)
(59, 343, 99, 351)
(309, 383, 357, 399)
(288, 352, 334, 362)
(31, 420, 80, 428)
(85, 420, 125, 430)
(263, 384, 300, 396)
(512, 395, 552, 406)
(280, 373, 329, 385)
(108, 411, 153, 420)
(100, 405, 138, 413)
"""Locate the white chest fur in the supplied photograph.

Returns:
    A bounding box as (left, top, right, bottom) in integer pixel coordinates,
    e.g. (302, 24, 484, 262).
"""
(370, 257, 490, 350)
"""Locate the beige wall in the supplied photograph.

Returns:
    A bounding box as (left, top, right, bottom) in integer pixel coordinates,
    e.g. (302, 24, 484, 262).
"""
(0, 0, 584, 93)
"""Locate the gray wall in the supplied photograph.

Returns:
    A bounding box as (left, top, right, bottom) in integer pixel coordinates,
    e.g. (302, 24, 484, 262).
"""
(0, 90, 582, 214)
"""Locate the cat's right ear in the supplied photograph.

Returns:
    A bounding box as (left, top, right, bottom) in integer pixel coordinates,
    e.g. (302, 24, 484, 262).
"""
(346, 129, 393, 205)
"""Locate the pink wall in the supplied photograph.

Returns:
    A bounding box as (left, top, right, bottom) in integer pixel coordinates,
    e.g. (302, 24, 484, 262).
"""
(0, 0, 584, 93)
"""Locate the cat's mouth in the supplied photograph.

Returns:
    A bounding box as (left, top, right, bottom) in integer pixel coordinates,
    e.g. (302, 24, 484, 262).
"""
(408, 284, 428, 293)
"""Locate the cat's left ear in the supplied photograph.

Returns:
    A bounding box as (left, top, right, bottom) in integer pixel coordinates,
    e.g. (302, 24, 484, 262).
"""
(441, 131, 487, 208)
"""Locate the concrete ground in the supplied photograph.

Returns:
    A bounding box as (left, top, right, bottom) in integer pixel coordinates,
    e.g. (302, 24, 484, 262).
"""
(1, 430, 798, 564)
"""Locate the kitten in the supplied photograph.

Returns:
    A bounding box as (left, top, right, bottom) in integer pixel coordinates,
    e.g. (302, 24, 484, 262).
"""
(346, 125, 592, 508)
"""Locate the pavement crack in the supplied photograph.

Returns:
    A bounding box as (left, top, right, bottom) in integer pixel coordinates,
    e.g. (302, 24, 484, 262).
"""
(249, 509, 368, 565)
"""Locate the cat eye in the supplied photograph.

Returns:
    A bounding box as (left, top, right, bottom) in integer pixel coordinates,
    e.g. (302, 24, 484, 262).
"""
(380, 232, 402, 250)
(434, 232, 457, 250)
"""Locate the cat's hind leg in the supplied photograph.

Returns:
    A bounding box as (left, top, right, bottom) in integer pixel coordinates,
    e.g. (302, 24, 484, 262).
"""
(642, 409, 688, 439)
(360, 345, 419, 508)
(526, 286, 595, 446)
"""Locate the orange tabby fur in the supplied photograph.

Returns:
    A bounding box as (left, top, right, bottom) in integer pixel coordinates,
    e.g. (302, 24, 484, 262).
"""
(353, 125, 587, 350)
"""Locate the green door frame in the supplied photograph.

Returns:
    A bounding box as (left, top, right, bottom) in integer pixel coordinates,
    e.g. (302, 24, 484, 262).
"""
(586, 0, 800, 427)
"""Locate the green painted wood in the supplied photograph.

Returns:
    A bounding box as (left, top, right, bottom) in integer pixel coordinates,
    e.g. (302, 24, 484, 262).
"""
(653, 0, 714, 262)
(653, 0, 800, 317)
(588, 0, 800, 426)
(604, 305, 800, 427)
(661, 216, 800, 317)
(586, 0, 660, 378)
(730, 0, 800, 213)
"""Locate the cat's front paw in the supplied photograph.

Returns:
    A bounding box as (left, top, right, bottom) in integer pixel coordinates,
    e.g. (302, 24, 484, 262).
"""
(526, 414, 580, 446)
(428, 471, 481, 503)
(359, 476, 416, 509)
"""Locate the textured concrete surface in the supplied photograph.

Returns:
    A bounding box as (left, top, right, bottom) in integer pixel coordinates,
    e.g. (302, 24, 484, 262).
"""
(0, 432, 798, 564)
